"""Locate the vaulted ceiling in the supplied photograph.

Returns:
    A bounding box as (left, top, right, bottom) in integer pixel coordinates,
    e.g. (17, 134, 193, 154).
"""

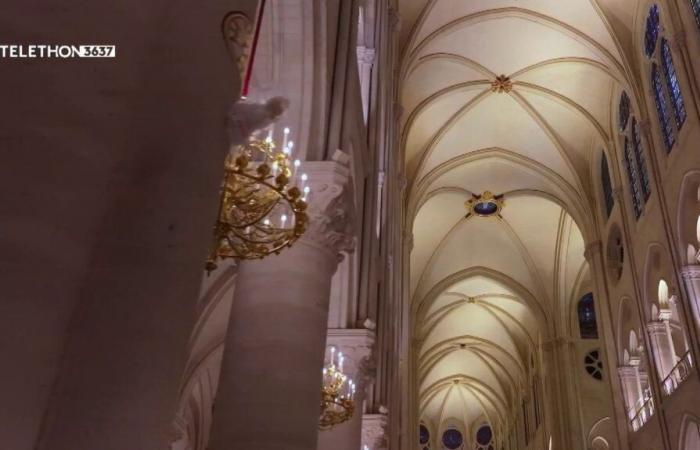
(400, 0, 640, 443)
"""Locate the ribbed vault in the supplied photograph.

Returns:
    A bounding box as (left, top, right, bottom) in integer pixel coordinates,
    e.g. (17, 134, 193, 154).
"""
(400, 0, 637, 446)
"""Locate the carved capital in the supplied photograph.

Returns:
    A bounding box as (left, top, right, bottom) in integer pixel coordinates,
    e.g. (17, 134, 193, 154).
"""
(393, 102, 405, 122)
(617, 365, 639, 379)
(584, 240, 603, 262)
(301, 161, 356, 258)
(612, 186, 624, 203)
(362, 413, 389, 450)
(388, 7, 401, 33)
(327, 328, 376, 384)
(541, 335, 570, 351)
(681, 264, 700, 280)
(405, 231, 414, 252)
(637, 118, 652, 135)
(672, 29, 687, 52)
(646, 320, 666, 335)
(357, 46, 377, 65)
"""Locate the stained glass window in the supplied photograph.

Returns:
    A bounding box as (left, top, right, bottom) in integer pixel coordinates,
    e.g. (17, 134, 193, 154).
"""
(476, 425, 493, 449)
(644, 4, 660, 57)
(651, 63, 675, 151)
(619, 91, 631, 132)
(421, 424, 430, 447)
(660, 39, 686, 129)
(442, 429, 463, 450)
(578, 293, 598, 339)
(623, 137, 643, 219)
(632, 119, 651, 201)
(691, 0, 700, 31)
(601, 154, 614, 219)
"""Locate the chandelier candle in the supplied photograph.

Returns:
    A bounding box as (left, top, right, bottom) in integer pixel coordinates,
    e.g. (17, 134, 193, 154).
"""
(319, 346, 356, 429)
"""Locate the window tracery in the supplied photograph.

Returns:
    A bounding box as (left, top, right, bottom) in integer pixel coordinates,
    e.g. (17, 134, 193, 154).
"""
(585, 350, 604, 380)
(660, 39, 686, 129)
(643, 5, 685, 152)
(420, 423, 431, 450)
(442, 428, 464, 450)
(632, 119, 651, 200)
(651, 63, 675, 150)
(618, 92, 651, 219)
(474, 425, 493, 450)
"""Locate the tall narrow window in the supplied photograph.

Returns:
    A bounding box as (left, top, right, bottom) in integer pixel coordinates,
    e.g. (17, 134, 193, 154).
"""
(660, 39, 686, 128)
(644, 5, 686, 152)
(651, 63, 675, 151)
(644, 4, 660, 57)
(618, 93, 651, 218)
(623, 137, 643, 218)
(578, 293, 599, 339)
(619, 91, 631, 132)
(632, 119, 651, 200)
(601, 154, 615, 218)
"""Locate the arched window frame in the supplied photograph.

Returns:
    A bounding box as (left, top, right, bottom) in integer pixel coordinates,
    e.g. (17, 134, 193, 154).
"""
(623, 136, 643, 218)
(643, 4, 686, 153)
(651, 63, 675, 150)
(617, 92, 652, 219)
(601, 153, 615, 219)
(632, 119, 651, 200)
(474, 424, 494, 450)
(441, 427, 464, 450)
(578, 292, 599, 339)
(420, 423, 432, 450)
(660, 39, 686, 128)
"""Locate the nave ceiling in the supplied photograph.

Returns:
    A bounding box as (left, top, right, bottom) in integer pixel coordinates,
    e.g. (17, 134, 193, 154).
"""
(399, 0, 643, 443)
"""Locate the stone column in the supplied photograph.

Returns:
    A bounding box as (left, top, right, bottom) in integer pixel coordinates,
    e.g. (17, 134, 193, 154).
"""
(318, 328, 375, 450)
(617, 365, 643, 419)
(208, 160, 355, 450)
(361, 413, 389, 450)
(681, 265, 700, 334)
(646, 321, 676, 389)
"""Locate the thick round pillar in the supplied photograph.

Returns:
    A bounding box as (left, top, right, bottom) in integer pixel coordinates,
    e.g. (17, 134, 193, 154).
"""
(2, 2, 270, 449)
(208, 161, 355, 450)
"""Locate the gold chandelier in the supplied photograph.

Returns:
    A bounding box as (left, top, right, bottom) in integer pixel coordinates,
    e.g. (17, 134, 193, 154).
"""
(206, 129, 308, 272)
(319, 346, 356, 430)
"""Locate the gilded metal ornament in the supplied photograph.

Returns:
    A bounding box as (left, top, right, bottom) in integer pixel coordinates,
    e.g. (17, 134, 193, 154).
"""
(464, 191, 505, 218)
(491, 74, 513, 93)
(206, 138, 308, 271)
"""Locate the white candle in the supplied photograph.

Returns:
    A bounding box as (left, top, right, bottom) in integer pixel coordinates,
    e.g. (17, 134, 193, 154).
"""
(330, 346, 335, 367)
(281, 214, 287, 228)
(338, 353, 344, 372)
(283, 127, 290, 149)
